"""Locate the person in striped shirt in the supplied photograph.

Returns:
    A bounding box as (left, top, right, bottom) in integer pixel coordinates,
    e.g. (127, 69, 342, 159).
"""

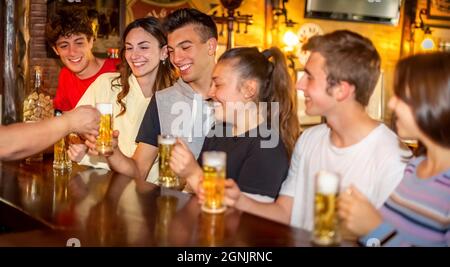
(338, 52, 450, 247)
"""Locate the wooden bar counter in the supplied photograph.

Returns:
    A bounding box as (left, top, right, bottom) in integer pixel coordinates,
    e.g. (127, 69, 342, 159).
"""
(0, 159, 339, 247)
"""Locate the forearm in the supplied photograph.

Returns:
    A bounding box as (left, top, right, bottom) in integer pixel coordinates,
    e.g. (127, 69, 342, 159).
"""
(0, 117, 69, 160)
(184, 166, 203, 193)
(107, 148, 140, 178)
(236, 195, 291, 225)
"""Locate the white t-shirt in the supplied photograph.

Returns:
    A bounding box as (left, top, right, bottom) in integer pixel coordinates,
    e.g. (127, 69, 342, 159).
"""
(280, 123, 411, 231)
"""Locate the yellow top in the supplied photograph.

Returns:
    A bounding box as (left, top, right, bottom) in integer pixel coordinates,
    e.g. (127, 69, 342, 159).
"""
(76, 72, 158, 183)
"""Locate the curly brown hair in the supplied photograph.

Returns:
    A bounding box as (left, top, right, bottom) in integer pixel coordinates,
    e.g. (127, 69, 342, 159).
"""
(45, 7, 94, 47)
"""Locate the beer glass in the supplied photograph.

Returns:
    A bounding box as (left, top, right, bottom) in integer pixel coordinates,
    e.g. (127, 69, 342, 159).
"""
(312, 170, 341, 246)
(53, 135, 72, 170)
(53, 110, 72, 170)
(158, 134, 179, 188)
(96, 103, 113, 156)
(201, 151, 226, 214)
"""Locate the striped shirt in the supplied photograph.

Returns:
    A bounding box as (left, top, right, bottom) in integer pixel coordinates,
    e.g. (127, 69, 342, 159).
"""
(360, 156, 450, 247)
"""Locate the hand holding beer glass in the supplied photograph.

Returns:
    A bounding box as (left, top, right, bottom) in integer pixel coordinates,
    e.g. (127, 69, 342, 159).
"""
(313, 170, 341, 246)
(201, 151, 226, 214)
(95, 103, 113, 156)
(158, 134, 180, 188)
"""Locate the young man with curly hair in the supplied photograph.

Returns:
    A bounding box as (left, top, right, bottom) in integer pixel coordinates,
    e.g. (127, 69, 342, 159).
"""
(46, 8, 119, 111)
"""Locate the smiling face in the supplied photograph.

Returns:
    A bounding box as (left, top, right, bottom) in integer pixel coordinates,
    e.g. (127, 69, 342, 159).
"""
(296, 52, 337, 117)
(124, 27, 166, 79)
(53, 33, 95, 78)
(208, 61, 247, 123)
(167, 24, 215, 88)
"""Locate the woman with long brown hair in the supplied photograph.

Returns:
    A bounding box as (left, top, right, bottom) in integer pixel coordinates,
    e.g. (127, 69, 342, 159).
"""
(69, 17, 176, 183)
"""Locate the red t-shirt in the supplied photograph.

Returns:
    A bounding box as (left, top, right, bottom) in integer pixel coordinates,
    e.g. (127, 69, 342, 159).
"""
(53, 58, 120, 111)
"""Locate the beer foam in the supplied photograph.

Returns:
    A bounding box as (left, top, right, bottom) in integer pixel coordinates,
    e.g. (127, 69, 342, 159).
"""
(203, 152, 226, 167)
(96, 103, 113, 114)
(158, 136, 176, 145)
(317, 171, 339, 195)
(204, 158, 224, 167)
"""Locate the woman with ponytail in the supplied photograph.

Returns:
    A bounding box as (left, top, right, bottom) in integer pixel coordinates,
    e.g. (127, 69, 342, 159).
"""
(170, 46, 300, 202)
(69, 17, 176, 183)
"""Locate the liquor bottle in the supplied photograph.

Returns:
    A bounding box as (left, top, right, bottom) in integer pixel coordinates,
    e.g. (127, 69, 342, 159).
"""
(23, 66, 54, 163)
(53, 110, 72, 170)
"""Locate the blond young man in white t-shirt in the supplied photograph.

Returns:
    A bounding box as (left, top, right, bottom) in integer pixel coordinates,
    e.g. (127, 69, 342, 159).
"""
(220, 30, 411, 230)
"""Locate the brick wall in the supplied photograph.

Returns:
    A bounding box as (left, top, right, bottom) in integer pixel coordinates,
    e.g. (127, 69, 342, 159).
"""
(29, 0, 60, 96)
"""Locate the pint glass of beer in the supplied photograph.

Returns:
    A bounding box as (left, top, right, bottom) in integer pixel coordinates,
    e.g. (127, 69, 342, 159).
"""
(201, 151, 226, 214)
(158, 134, 179, 188)
(312, 170, 341, 246)
(95, 103, 113, 156)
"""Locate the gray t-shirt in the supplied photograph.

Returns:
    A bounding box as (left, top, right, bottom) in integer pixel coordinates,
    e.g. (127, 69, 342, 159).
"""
(136, 78, 214, 159)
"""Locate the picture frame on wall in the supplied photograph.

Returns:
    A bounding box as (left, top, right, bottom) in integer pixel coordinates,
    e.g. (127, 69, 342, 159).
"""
(427, 0, 450, 21)
(126, 0, 193, 21)
(46, 0, 125, 58)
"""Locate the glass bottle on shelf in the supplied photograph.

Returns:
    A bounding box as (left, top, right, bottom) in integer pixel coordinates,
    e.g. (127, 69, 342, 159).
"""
(23, 66, 54, 163)
(53, 110, 72, 170)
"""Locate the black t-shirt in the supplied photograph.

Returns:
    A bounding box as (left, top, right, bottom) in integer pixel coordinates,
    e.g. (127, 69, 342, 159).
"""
(136, 96, 160, 147)
(198, 123, 289, 198)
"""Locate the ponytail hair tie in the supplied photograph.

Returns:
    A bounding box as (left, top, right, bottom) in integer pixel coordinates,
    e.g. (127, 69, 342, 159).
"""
(262, 49, 272, 60)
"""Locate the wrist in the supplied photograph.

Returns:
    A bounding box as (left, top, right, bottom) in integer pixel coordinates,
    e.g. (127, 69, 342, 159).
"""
(193, 165, 203, 179)
(185, 169, 202, 193)
(183, 162, 202, 180)
(183, 182, 195, 194)
(365, 215, 383, 235)
(63, 111, 76, 133)
(234, 193, 246, 210)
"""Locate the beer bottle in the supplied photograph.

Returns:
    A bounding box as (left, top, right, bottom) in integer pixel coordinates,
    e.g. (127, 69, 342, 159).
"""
(53, 110, 72, 170)
(23, 66, 54, 163)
